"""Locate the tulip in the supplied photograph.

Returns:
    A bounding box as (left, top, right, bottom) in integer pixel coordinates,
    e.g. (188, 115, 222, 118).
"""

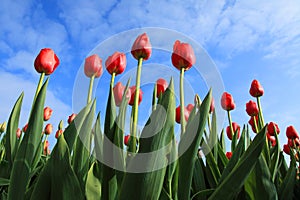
(105, 52, 126, 76)
(84, 54, 103, 78)
(226, 152, 233, 160)
(113, 82, 131, 107)
(22, 123, 28, 133)
(43, 140, 50, 155)
(249, 79, 264, 97)
(175, 104, 194, 124)
(171, 40, 196, 71)
(248, 115, 259, 133)
(221, 92, 235, 111)
(226, 122, 240, 140)
(131, 33, 152, 61)
(124, 135, 130, 146)
(156, 78, 168, 98)
(267, 133, 276, 147)
(44, 124, 53, 135)
(68, 113, 77, 124)
(267, 122, 280, 136)
(34, 48, 59, 75)
(245, 100, 259, 116)
(286, 125, 299, 139)
(283, 144, 290, 155)
(44, 107, 53, 121)
(129, 86, 143, 106)
(209, 98, 215, 114)
(55, 129, 63, 139)
(16, 128, 22, 139)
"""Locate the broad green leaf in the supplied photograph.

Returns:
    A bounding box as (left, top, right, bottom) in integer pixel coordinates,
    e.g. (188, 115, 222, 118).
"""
(178, 89, 212, 200)
(8, 78, 49, 199)
(216, 143, 228, 174)
(192, 157, 207, 200)
(208, 111, 218, 162)
(0, 178, 9, 186)
(86, 162, 101, 200)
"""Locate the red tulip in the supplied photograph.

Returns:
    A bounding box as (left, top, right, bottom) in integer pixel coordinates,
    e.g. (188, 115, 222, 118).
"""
(267, 122, 280, 136)
(129, 86, 143, 106)
(124, 135, 130, 146)
(226, 122, 240, 140)
(113, 82, 132, 107)
(22, 123, 28, 133)
(249, 79, 264, 97)
(34, 48, 59, 75)
(55, 129, 63, 139)
(286, 125, 299, 139)
(221, 92, 235, 111)
(267, 133, 276, 147)
(209, 98, 215, 114)
(248, 115, 259, 133)
(131, 33, 152, 60)
(156, 78, 168, 98)
(105, 52, 126, 75)
(44, 107, 53, 121)
(226, 152, 232, 160)
(283, 144, 290, 155)
(16, 128, 22, 139)
(171, 40, 196, 71)
(245, 100, 259, 116)
(175, 104, 194, 124)
(44, 123, 53, 135)
(68, 113, 77, 124)
(84, 54, 103, 78)
(43, 140, 50, 155)
(288, 138, 300, 148)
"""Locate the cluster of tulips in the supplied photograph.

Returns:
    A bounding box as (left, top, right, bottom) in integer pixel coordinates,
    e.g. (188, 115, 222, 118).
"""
(0, 32, 299, 200)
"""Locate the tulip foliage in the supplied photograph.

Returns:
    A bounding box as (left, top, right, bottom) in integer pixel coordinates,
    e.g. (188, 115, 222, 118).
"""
(0, 33, 300, 200)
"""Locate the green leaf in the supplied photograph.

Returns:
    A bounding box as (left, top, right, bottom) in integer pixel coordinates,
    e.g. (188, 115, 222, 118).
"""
(191, 189, 215, 200)
(86, 162, 101, 200)
(208, 126, 267, 200)
(192, 157, 208, 200)
(208, 111, 218, 163)
(270, 132, 280, 182)
(178, 89, 212, 200)
(0, 177, 9, 186)
(219, 129, 226, 153)
(8, 78, 49, 199)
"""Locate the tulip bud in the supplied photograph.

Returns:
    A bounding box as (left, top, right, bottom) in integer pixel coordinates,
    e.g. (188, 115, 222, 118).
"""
(226, 152, 232, 160)
(221, 92, 235, 111)
(156, 78, 168, 98)
(249, 79, 264, 97)
(44, 123, 53, 135)
(22, 123, 28, 133)
(16, 128, 22, 139)
(105, 52, 126, 75)
(267, 133, 276, 147)
(131, 33, 152, 60)
(43, 140, 50, 155)
(248, 115, 259, 133)
(209, 98, 215, 114)
(124, 135, 130, 146)
(0, 122, 6, 133)
(129, 86, 143, 106)
(175, 104, 194, 124)
(286, 125, 299, 139)
(245, 100, 259, 116)
(113, 82, 131, 107)
(171, 40, 196, 71)
(55, 129, 63, 139)
(84, 54, 103, 78)
(68, 113, 77, 124)
(34, 48, 60, 75)
(267, 122, 280, 136)
(283, 144, 290, 155)
(226, 122, 240, 140)
(43, 107, 52, 121)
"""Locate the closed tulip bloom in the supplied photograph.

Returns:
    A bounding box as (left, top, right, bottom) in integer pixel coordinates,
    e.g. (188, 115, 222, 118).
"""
(113, 82, 131, 107)
(22, 123, 28, 133)
(226, 152, 232, 160)
(124, 135, 130, 146)
(55, 129, 63, 139)
(156, 78, 168, 97)
(44, 123, 53, 135)
(245, 100, 259, 116)
(221, 92, 235, 111)
(267, 122, 280, 136)
(44, 107, 53, 121)
(286, 125, 299, 139)
(105, 52, 126, 75)
(209, 98, 215, 114)
(129, 86, 143, 106)
(248, 116, 259, 133)
(43, 140, 50, 155)
(84, 54, 103, 78)
(171, 40, 196, 71)
(131, 33, 152, 60)
(267, 133, 276, 147)
(249, 79, 264, 97)
(16, 128, 22, 139)
(34, 48, 59, 75)
(283, 144, 290, 155)
(68, 113, 77, 124)
(226, 122, 240, 140)
(175, 104, 194, 124)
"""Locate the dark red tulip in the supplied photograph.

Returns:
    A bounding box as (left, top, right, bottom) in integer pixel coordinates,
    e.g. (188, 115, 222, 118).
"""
(283, 144, 290, 155)
(44, 107, 53, 121)
(248, 115, 259, 133)
(156, 78, 168, 98)
(171, 40, 196, 71)
(44, 123, 53, 135)
(175, 104, 194, 124)
(22, 123, 28, 133)
(226, 122, 240, 140)
(131, 33, 152, 60)
(124, 135, 130, 146)
(245, 100, 259, 116)
(34, 48, 59, 75)
(129, 86, 143, 106)
(105, 52, 126, 75)
(267, 122, 280, 136)
(226, 152, 232, 160)
(68, 113, 77, 124)
(113, 82, 131, 107)
(84, 54, 103, 78)
(286, 125, 299, 139)
(249, 79, 264, 97)
(209, 98, 215, 114)
(221, 92, 235, 111)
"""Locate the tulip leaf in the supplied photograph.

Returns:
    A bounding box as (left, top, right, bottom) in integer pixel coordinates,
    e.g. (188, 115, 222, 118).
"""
(0, 178, 9, 186)
(86, 161, 101, 200)
(219, 129, 226, 153)
(8, 78, 48, 199)
(192, 157, 208, 200)
(208, 111, 218, 162)
(270, 132, 280, 182)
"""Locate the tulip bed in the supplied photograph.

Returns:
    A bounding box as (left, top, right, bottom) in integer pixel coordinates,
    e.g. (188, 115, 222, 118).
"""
(0, 33, 299, 200)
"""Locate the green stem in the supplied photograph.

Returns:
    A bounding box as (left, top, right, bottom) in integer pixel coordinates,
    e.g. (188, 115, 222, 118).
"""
(110, 72, 116, 88)
(152, 83, 157, 112)
(180, 68, 186, 137)
(87, 75, 95, 104)
(33, 73, 45, 105)
(253, 116, 259, 133)
(256, 97, 265, 127)
(207, 115, 212, 134)
(227, 111, 234, 139)
(131, 57, 143, 153)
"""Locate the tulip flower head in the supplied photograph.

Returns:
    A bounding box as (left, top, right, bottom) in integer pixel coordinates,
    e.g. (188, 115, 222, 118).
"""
(129, 86, 143, 106)
(105, 52, 126, 75)
(171, 40, 196, 71)
(55, 129, 63, 139)
(84, 54, 103, 78)
(113, 82, 131, 107)
(248, 115, 259, 133)
(226, 122, 240, 140)
(267, 133, 276, 147)
(245, 100, 259, 116)
(68, 113, 77, 124)
(226, 152, 233, 160)
(22, 123, 28, 133)
(283, 144, 290, 155)
(16, 128, 22, 139)
(44, 107, 53, 121)
(156, 78, 168, 98)
(267, 122, 280, 136)
(34, 48, 60, 75)
(249, 79, 264, 97)
(44, 123, 53, 135)
(175, 104, 194, 124)
(131, 33, 152, 60)
(286, 125, 299, 139)
(43, 140, 50, 155)
(124, 135, 130, 146)
(221, 92, 235, 111)
(209, 98, 215, 114)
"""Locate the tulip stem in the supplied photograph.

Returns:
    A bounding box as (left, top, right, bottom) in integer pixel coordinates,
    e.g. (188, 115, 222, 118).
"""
(253, 116, 259, 133)
(180, 68, 186, 137)
(227, 111, 234, 139)
(256, 97, 265, 127)
(131, 57, 143, 153)
(87, 75, 95, 104)
(33, 72, 45, 105)
(111, 72, 116, 87)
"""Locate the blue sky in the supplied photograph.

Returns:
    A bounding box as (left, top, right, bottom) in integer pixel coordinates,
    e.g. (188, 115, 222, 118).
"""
(1, 0, 300, 150)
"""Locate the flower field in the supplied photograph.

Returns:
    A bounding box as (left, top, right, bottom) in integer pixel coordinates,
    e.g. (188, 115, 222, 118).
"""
(0, 33, 299, 200)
